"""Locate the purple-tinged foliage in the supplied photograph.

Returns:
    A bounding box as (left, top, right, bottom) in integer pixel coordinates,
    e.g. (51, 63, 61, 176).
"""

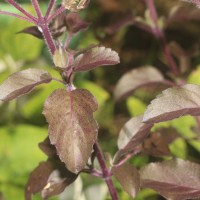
(140, 159, 200, 200)
(0, 68, 52, 101)
(43, 89, 98, 174)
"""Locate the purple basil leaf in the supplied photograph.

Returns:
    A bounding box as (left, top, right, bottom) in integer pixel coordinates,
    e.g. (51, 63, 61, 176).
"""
(38, 137, 57, 158)
(140, 158, 200, 200)
(166, 4, 200, 28)
(41, 168, 77, 199)
(0, 68, 52, 101)
(43, 89, 98, 174)
(25, 160, 56, 200)
(62, 0, 90, 12)
(114, 66, 166, 101)
(142, 128, 178, 157)
(17, 26, 43, 39)
(181, 0, 200, 9)
(112, 163, 140, 198)
(143, 84, 200, 123)
(113, 115, 153, 165)
(73, 46, 120, 72)
(65, 12, 90, 33)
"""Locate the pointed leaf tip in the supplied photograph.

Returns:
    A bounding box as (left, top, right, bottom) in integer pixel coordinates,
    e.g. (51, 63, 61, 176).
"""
(140, 159, 200, 200)
(114, 66, 165, 101)
(0, 68, 52, 101)
(73, 46, 120, 72)
(113, 115, 153, 164)
(143, 84, 200, 123)
(43, 89, 98, 173)
(112, 163, 140, 198)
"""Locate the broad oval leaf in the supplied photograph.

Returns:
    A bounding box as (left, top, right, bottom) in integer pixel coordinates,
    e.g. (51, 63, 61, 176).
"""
(114, 66, 165, 101)
(143, 84, 200, 123)
(0, 68, 52, 101)
(113, 116, 153, 165)
(62, 0, 90, 12)
(25, 158, 77, 200)
(140, 158, 200, 200)
(25, 159, 56, 200)
(112, 163, 140, 198)
(43, 89, 98, 173)
(73, 46, 120, 72)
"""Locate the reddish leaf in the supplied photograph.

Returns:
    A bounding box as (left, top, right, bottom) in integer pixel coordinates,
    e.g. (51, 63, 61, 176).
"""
(114, 66, 166, 101)
(25, 159, 77, 200)
(73, 46, 120, 72)
(38, 137, 57, 158)
(112, 163, 140, 198)
(140, 159, 200, 200)
(65, 13, 90, 33)
(43, 89, 98, 173)
(0, 68, 52, 101)
(142, 128, 178, 157)
(42, 168, 77, 199)
(17, 26, 43, 39)
(181, 0, 200, 9)
(62, 0, 90, 12)
(113, 116, 153, 165)
(25, 160, 56, 200)
(143, 84, 200, 123)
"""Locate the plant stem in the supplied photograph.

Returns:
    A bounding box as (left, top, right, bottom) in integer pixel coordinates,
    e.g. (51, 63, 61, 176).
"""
(31, 0, 43, 19)
(45, 0, 56, 19)
(40, 23, 56, 54)
(6, 0, 37, 23)
(93, 143, 119, 200)
(145, 0, 179, 76)
(0, 10, 35, 23)
(47, 5, 65, 23)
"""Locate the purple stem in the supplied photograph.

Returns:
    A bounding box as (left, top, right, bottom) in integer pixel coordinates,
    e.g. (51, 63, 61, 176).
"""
(6, 0, 37, 23)
(0, 10, 35, 23)
(145, 0, 179, 76)
(45, 0, 56, 19)
(93, 143, 119, 200)
(31, 0, 43, 19)
(64, 32, 72, 49)
(47, 5, 65, 23)
(40, 23, 56, 54)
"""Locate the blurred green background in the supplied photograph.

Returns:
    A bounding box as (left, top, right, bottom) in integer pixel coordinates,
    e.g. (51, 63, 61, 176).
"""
(1, 0, 200, 200)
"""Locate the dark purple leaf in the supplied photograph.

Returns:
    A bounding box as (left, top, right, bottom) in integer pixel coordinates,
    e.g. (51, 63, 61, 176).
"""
(62, 0, 90, 12)
(17, 26, 43, 39)
(41, 167, 77, 199)
(38, 137, 57, 158)
(113, 116, 153, 165)
(143, 84, 200, 123)
(65, 13, 90, 33)
(43, 89, 98, 173)
(25, 160, 56, 200)
(112, 163, 140, 198)
(142, 128, 178, 157)
(140, 158, 200, 200)
(0, 68, 52, 101)
(166, 4, 200, 26)
(73, 46, 120, 72)
(25, 158, 77, 200)
(114, 66, 166, 101)
(181, 0, 200, 9)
